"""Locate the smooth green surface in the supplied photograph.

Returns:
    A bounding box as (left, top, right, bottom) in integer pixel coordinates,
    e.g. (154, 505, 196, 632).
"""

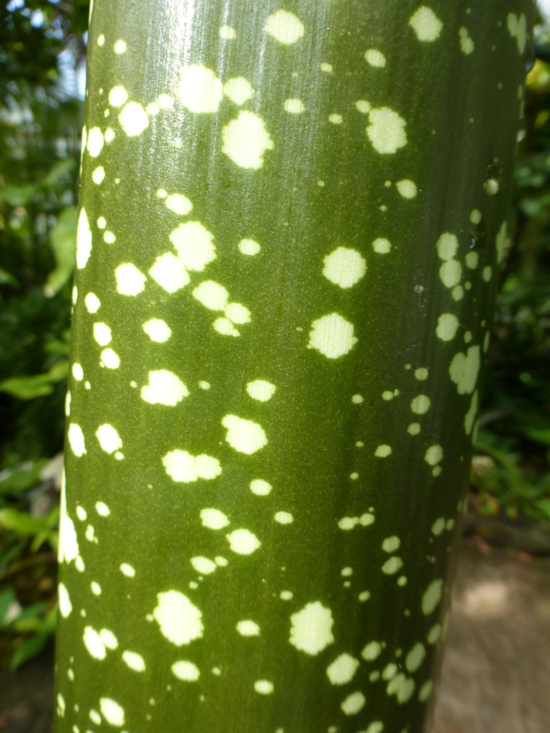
(55, 2, 533, 731)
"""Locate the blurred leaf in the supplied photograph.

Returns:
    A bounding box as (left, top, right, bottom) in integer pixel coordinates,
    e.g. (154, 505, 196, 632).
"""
(535, 499, 550, 521)
(0, 507, 56, 540)
(522, 427, 550, 446)
(10, 633, 49, 669)
(40, 158, 76, 189)
(44, 206, 77, 296)
(0, 266, 18, 286)
(0, 184, 35, 205)
(0, 588, 17, 626)
(0, 374, 55, 399)
(0, 458, 48, 495)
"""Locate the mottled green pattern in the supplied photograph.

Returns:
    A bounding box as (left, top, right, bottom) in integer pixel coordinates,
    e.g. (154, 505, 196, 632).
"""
(55, 1, 533, 731)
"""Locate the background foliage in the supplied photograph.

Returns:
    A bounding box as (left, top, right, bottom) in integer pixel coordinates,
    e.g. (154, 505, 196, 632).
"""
(0, 0, 549, 668)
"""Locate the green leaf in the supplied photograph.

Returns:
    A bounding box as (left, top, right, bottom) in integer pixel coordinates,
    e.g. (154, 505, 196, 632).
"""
(0, 459, 48, 495)
(0, 375, 55, 399)
(44, 206, 78, 296)
(0, 508, 56, 538)
(0, 184, 36, 206)
(0, 266, 18, 286)
(40, 159, 77, 189)
(0, 588, 17, 627)
(10, 634, 49, 670)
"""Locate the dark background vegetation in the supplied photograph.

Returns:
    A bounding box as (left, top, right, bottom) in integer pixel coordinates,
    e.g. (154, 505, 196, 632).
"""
(0, 0, 549, 671)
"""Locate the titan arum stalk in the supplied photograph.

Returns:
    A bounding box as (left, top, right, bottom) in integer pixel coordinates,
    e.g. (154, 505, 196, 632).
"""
(54, 1, 533, 731)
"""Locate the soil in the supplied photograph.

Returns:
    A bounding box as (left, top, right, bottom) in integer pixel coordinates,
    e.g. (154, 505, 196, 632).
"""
(1, 537, 549, 733)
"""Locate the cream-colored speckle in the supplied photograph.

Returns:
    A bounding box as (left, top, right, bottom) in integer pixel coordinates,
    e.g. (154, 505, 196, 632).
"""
(92, 166, 105, 184)
(436, 313, 459, 341)
(449, 345, 480, 394)
(308, 313, 357, 359)
(375, 444, 392, 458)
(422, 579, 443, 615)
(83, 626, 106, 659)
(326, 654, 359, 685)
(419, 679, 434, 702)
(372, 237, 392, 254)
(59, 583, 72, 618)
(415, 367, 428, 381)
(87, 127, 104, 158)
(104, 127, 115, 143)
(97, 216, 106, 229)
(191, 556, 217, 574)
(367, 107, 407, 154)
(226, 528, 261, 555)
(507, 13, 527, 54)
(250, 479, 272, 496)
(406, 643, 426, 672)
(427, 623, 441, 644)
(93, 322, 111, 346)
(329, 113, 343, 124)
(284, 98, 306, 114)
(320, 62, 333, 73)
(170, 221, 216, 271)
(153, 591, 203, 645)
(201, 508, 229, 530)
(120, 563, 135, 577)
(176, 65, 223, 113)
(100, 348, 120, 369)
(72, 363, 84, 381)
(76, 209, 92, 269)
(470, 209, 482, 224)
(123, 651, 146, 672)
(482, 265, 492, 282)
(289, 602, 334, 655)
(439, 260, 462, 288)
(246, 380, 276, 402)
(141, 370, 188, 406)
(265, 10, 304, 44)
(224, 77, 254, 106)
(237, 620, 260, 636)
(280, 590, 293, 600)
(172, 660, 200, 681)
(119, 102, 149, 137)
(274, 511, 293, 524)
(99, 698, 125, 727)
(362, 641, 382, 661)
(114, 39, 127, 54)
(109, 86, 128, 107)
(96, 424, 122, 454)
(115, 263, 146, 296)
(365, 49, 386, 67)
(452, 285, 464, 301)
(222, 111, 274, 169)
(355, 100, 371, 114)
(410, 395, 431, 414)
(459, 26, 474, 54)
(213, 318, 239, 337)
(103, 230, 115, 244)
(382, 557, 403, 574)
(323, 247, 366, 289)
(409, 6, 443, 42)
(225, 302, 251, 324)
(484, 178, 499, 195)
(149, 252, 190, 293)
(91, 581, 101, 595)
(165, 193, 192, 216)
(382, 536, 400, 553)
(219, 25, 236, 40)
(424, 445, 443, 466)
(68, 423, 86, 457)
(352, 394, 364, 404)
(396, 179, 417, 199)
(162, 450, 221, 483)
(222, 415, 267, 454)
(97, 34, 104, 47)
(193, 281, 229, 311)
(95, 502, 110, 517)
(238, 238, 261, 255)
(157, 93, 174, 109)
(254, 680, 274, 694)
(465, 251, 479, 269)
(341, 691, 366, 715)
(143, 319, 171, 343)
